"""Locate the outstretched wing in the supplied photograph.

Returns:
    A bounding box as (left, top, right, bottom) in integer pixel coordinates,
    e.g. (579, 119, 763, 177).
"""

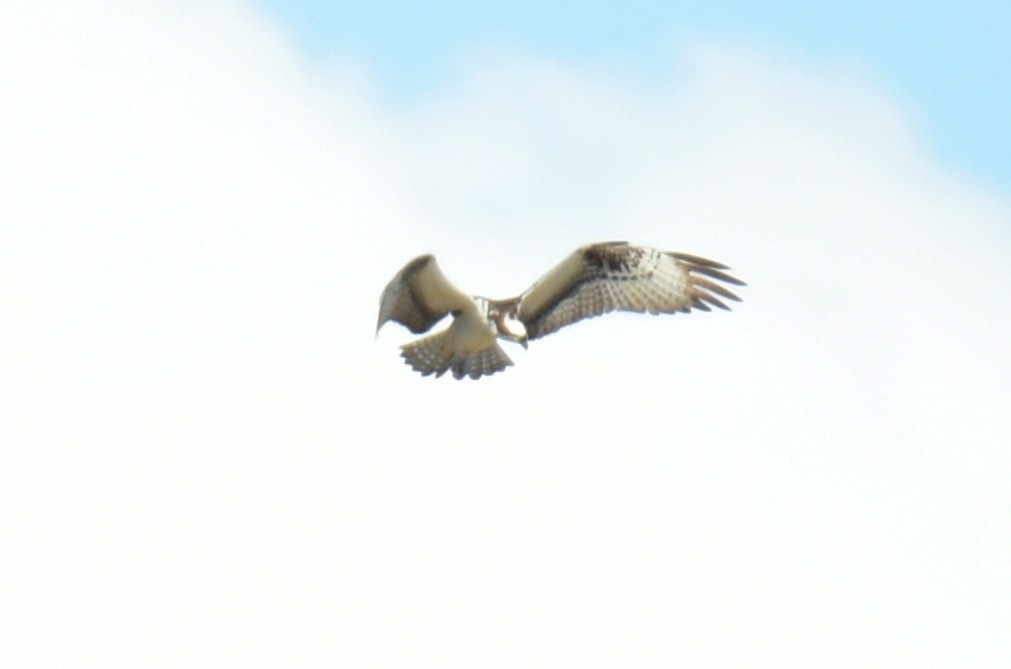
(376, 254, 473, 334)
(517, 241, 745, 340)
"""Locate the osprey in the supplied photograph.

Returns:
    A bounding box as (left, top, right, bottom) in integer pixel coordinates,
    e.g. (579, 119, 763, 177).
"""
(377, 241, 745, 379)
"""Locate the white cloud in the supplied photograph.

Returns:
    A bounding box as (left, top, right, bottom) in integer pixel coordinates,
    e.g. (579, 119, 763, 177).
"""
(2, 2, 1009, 666)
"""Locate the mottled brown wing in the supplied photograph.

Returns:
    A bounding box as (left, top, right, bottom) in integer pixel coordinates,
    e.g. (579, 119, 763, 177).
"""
(517, 242, 745, 340)
(376, 254, 473, 334)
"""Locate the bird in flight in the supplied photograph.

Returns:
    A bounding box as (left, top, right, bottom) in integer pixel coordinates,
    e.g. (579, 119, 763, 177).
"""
(377, 241, 745, 379)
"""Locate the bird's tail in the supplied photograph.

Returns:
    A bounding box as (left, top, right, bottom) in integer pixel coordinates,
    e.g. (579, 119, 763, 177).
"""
(400, 330, 513, 380)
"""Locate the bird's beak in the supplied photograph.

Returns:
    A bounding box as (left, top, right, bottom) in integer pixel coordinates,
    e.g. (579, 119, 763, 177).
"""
(520, 338, 528, 350)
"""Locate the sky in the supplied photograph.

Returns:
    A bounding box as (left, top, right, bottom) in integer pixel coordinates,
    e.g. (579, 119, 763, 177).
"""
(2, 1, 1010, 667)
(257, 0, 1011, 190)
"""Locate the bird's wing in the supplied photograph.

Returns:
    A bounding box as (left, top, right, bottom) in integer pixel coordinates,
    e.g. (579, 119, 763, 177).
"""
(517, 241, 745, 340)
(376, 254, 473, 334)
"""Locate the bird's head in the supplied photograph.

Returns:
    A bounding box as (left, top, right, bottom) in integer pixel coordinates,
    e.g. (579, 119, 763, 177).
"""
(492, 308, 528, 349)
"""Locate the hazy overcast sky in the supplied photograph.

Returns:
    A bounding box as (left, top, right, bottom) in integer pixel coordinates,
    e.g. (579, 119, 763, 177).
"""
(3, 2, 1010, 666)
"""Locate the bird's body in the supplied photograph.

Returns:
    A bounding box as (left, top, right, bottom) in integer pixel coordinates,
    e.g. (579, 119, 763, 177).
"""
(376, 241, 745, 379)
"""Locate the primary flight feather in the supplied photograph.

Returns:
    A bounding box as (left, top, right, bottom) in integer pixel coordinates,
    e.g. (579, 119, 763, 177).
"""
(376, 241, 745, 379)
